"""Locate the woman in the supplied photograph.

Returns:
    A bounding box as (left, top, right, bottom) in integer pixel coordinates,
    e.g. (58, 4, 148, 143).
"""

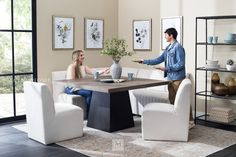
(66, 50, 109, 117)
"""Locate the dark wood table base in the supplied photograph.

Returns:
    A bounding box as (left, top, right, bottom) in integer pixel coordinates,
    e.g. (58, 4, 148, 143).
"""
(87, 91, 134, 132)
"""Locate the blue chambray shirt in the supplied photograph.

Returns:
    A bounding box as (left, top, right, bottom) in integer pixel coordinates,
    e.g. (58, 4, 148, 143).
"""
(143, 40, 186, 81)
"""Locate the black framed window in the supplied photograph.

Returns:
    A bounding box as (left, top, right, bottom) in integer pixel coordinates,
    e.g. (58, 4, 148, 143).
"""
(0, 0, 37, 123)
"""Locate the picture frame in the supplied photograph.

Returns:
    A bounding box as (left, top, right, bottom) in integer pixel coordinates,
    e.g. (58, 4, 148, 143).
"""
(161, 16, 183, 50)
(84, 18, 104, 50)
(52, 16, 74, 50)
(133, 19, 152, 51)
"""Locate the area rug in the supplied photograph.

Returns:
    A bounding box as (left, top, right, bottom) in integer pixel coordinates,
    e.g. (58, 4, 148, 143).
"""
(13, 117, 236, 157)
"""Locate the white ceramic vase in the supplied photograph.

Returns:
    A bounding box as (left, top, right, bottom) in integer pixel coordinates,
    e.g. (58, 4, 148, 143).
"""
(110, 59, 122, 79)
(226, 64, 234, 71)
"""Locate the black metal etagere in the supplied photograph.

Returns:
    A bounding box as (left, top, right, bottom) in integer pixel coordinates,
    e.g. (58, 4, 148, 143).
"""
(195, 15, 236, 132)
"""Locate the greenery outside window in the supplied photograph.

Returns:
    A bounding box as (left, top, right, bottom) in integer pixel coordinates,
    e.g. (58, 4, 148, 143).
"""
(0, 0, 37, 122)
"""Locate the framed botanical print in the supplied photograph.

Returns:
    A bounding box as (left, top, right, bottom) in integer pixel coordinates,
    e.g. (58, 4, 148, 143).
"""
(52, 16, 74, 50)
(133, 19, 152, 51)
(84, 18, 104, 49)
(161, 16, 183, 50)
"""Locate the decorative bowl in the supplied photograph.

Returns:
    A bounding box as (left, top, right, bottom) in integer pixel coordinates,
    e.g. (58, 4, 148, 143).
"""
(228, 86, 236, 95)
(226, 33, 236, 40)
(213, 83, 229, 96)
(206, 60, 218, 66)
(224, 39, 236, 44)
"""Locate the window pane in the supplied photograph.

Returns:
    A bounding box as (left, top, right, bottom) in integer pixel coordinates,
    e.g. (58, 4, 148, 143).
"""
(14, 0, 32, 30)
(15, 75, 32, 116)
(14, 32, 32, 73)
(0, 0, 11, 29)
(0, 76, 13, 118)
(0, 32, 12, 74)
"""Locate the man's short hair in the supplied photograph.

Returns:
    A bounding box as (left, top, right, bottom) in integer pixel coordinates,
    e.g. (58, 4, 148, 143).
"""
(164, 28, 178, 39)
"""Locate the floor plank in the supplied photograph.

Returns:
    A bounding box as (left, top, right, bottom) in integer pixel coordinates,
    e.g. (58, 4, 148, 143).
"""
(0, 121, 236, 157)
(0, 123, 88, 157)
(207, 144, 236, 157)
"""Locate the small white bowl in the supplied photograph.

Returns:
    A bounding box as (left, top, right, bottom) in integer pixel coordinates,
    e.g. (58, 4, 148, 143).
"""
(205, 64, 220, 69)
(206, 60, 218, 66)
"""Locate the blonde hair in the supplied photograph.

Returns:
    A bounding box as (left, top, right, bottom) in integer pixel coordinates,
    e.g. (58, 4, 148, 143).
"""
(72, 50, 84, 79)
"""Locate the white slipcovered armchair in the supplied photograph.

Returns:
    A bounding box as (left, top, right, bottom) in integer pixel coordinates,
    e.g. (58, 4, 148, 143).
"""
(52, 71, 87, 119)
(142, 79, 192, 142)
(24, 81, 83, 145)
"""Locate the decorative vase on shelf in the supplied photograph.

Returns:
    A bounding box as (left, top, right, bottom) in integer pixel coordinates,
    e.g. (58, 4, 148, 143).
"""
(226, 64, 234, 71)
(110, 59, 122, 79)
(227, 77, 236, 95)
(226, 59, 234, 71)
(229, 78, 236, 86)
(211, 73, 220, 93)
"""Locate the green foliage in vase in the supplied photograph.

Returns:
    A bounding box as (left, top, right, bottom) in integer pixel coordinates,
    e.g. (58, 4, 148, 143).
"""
(101, 38, 135, 61)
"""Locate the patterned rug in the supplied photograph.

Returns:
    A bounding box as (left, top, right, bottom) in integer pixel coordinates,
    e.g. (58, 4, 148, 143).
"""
(14, 117, 236, 157)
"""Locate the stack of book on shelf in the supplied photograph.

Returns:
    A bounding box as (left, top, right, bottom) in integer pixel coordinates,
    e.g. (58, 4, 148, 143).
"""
(209, 107, 235, 123)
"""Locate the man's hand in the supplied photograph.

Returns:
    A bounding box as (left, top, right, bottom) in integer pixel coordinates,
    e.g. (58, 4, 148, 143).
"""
(133, 59, 144, 64)
(154, 65, 165, 71)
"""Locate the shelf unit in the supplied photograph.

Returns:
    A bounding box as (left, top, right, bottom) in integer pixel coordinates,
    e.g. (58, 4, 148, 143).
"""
(195, 15, 236, 131)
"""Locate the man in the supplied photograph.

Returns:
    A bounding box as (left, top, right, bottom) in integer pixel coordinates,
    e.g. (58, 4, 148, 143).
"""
(137, 28, 194, 127)
(138, 28, 185, 103)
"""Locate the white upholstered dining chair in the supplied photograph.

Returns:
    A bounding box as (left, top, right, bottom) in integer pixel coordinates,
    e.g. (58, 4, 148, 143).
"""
(142, 78, 192, 141)
(23, 81, 83, 145)
(51, 71, 87, 119)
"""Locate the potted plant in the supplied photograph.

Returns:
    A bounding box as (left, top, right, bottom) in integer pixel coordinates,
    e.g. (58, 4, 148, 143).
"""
(226, 59, 235, 71)
(101, 38, 134, 79)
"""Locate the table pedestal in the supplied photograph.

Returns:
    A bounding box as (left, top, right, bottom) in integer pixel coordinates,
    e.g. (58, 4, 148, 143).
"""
(87, 91, 134, 132)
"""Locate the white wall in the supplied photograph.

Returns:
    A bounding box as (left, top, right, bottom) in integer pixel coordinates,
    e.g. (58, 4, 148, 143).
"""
(118, 0, 236, 112)
(180, 0, 236, 112)
(37, 0, 236, 111)
(118, 0, 161, 69)
(37, 0, 117, 87)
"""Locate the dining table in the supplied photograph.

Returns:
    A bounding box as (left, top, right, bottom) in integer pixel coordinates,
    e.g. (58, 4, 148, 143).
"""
(55, 76, 169, 132)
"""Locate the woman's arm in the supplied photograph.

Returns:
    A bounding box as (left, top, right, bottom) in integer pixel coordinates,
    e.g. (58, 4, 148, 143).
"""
(84, 65, 93, 75)
(85, 66, 110, 75)
(99, 67, 110, 75)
